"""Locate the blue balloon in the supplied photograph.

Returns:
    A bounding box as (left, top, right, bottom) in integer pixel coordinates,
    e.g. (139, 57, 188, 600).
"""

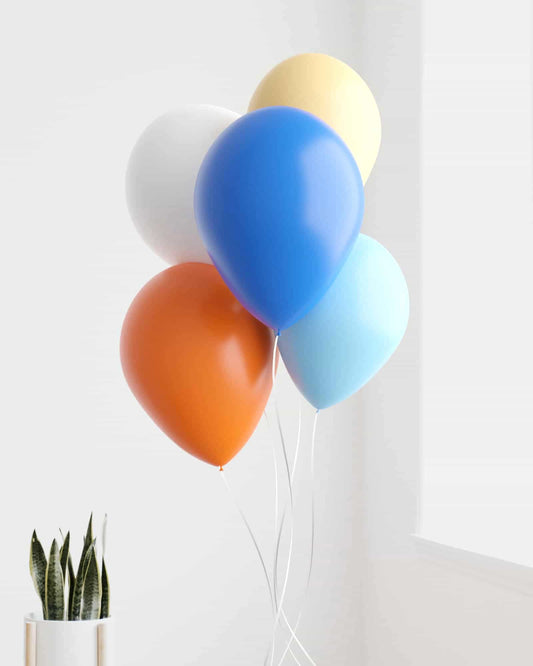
(194, 107, 364, 331)
(279, 234, 409, 409)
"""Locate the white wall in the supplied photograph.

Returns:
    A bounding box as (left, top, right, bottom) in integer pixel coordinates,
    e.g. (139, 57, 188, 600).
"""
(359, 1, 533, 664)
(0, 1, 365, 665)
(421, 0, 533, 564)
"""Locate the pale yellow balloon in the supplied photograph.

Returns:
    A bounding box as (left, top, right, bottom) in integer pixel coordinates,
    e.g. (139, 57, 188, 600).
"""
(249, 53, 381, 184)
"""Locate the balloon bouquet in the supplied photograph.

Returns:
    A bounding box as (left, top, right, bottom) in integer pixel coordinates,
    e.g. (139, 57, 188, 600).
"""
(121, 53, 409, 662)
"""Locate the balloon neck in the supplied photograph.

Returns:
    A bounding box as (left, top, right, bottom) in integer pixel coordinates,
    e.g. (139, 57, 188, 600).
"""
(219, 465, 224, 472)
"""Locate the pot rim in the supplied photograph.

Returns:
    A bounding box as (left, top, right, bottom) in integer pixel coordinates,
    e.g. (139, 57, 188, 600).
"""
(25, 613, 113, 626)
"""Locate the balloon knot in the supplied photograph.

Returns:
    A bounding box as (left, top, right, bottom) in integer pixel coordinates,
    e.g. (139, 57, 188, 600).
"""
(219, 465, 224, 472)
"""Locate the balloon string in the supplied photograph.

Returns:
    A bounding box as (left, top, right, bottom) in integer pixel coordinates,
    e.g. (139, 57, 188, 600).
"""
(277, 410, 320, 666)
(268, 333, 314, 665)
(272, 414, 318, 666)
(264, 410, 279, 540)
(269, 331, 295, 666)
(308, 410, 319, 591)
(275, 389, 293, 502)
(270, 332, 281, 536)
(265, 406, 301, 666)
(273, 517, 316, 666)
(269, 335, 308, 665)
(272, 395, 301, 604)
(270, 498, 294, 666)
(220, 334, 313, 666)
(271, 415, 317, 666)
(268, 332, 281, 581)
(272, 332, 279, 388)
(220, 469, 275, 615)
(292, 401, 302, 484)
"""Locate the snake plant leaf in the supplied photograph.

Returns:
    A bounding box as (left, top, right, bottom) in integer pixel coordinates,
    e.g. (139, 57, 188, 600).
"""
(45, 539, 65, 621)
(30, 531, 47, 618)
(85, 513, 93, 544)
(81, 547, 101, 620)
(71, 517, 93, 618)
(73, 513, 93, 584)
(67, 554, 76, 621)
(100, 557, 110, 619)
(59, 532, 70, 580)
(71, 541, 95, 621)
(30, 514, 110, 623)
(77, 536, 90, 580)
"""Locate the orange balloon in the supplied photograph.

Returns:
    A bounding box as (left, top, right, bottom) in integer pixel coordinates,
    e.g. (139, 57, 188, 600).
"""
(120, 263, 275, 467)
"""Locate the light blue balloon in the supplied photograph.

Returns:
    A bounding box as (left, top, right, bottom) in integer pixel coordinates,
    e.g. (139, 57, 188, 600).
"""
(279, 234, 409, 409)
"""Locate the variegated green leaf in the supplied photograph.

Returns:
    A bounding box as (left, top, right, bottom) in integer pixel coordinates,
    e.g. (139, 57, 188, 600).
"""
(85, 513, 93, 544)
(70, 517, 93, 620)
(31, 513, 110, 623)
(71, 541, 95, 621)
(67, 554, 76, 621)
(59, 532, 70, 580)
(75, 514, 92, 578)
(45, 539, 64, 621)
(81, 548, 101, 620)
(29, 531, 47, 618)
(100, 557, 110, 619)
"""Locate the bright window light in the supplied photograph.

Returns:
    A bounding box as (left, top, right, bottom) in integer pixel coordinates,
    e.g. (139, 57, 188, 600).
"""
(420, 0, 533, 565)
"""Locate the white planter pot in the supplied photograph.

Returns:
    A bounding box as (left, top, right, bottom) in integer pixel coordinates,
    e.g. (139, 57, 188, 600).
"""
(24, 614, 114, 666)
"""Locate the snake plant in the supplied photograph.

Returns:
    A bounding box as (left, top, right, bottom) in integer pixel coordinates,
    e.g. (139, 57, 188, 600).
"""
(30, 514, 110, 621)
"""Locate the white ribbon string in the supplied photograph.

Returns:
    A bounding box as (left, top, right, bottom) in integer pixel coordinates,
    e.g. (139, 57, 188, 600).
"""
(270, 395, 318, 665)
(272, 333, 279, 387)
(264, 409, 279, 544)
(277, 410, 320, 666)
(220, 469, 275, 615)
(220, 331, 315, 666)
(271, 334, 311, 665)
(269, 331, 295, 666)
(292, 401, 302, 484)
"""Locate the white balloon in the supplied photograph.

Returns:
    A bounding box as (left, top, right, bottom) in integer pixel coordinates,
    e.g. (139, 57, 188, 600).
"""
(126, 105, 240, 265)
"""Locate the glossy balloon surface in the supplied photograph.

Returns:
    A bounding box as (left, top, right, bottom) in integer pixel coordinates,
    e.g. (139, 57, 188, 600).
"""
(279, 235, 409, 408)
(120, 263, 275, 466)
(195, 106, 364, 331)
(126, 105, 239, 265)
(249, 53, 381, 184)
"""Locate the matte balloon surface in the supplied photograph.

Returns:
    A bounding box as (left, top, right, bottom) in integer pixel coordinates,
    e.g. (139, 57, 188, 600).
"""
(249, 53, 381, 184)
(195, 106, 364, 331)
(279, 235, 409, 409)
(120, 263, 275, 467)
(126, 105, 239, 265)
